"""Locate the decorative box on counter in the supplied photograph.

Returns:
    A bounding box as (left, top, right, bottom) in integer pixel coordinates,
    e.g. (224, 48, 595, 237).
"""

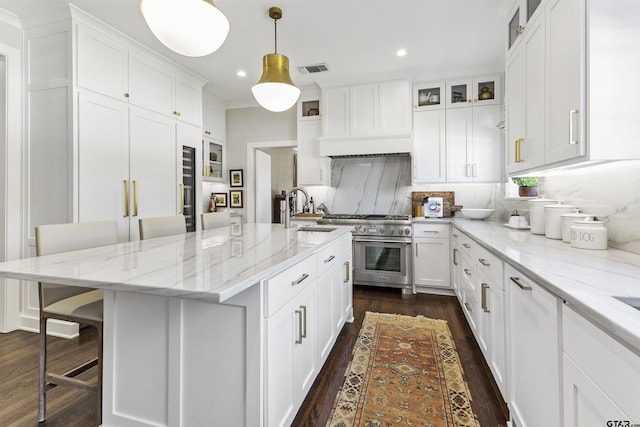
(411, 191, 462, 218)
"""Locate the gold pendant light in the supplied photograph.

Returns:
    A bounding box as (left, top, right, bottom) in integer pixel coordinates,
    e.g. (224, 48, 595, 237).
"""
(140, 0, 229, 57)
(252, 7, 300, 112)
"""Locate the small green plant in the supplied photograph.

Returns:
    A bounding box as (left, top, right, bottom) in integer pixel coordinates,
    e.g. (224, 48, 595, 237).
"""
(511, 176, 538, 187)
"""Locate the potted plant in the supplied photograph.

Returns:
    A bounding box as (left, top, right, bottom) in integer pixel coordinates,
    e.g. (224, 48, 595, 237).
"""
(511, 176, 539, 197)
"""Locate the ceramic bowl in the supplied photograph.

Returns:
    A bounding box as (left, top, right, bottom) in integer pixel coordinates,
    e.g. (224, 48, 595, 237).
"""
(460, 208, 495, 220)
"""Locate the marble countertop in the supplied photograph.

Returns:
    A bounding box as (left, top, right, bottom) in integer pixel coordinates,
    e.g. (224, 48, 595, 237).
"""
(451, 219, 640, 355)
(0, 223, 353, 304)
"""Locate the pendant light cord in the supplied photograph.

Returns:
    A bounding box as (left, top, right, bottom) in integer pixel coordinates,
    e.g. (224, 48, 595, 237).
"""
(273, 18, 278, 54)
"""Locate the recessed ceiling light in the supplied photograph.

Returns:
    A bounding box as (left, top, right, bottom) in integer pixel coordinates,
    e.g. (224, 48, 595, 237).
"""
(237, 70, 247, 77)
(396, 49, 407, 57)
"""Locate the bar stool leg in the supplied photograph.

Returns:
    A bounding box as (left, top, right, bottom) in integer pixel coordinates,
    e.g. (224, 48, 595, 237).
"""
(38, 316, 47, 423)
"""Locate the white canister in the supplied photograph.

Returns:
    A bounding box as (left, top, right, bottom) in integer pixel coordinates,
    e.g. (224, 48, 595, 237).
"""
(528, 197, 557, 235)
(544, 203, 578, 239)
(560, 213, 590, 243)
(570, 217, 608, 250)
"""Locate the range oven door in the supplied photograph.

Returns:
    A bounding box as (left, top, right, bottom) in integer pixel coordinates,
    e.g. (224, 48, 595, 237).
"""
(353, 237, 412, 287)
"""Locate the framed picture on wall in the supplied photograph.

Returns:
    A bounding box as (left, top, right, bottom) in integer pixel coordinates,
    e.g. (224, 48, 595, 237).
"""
(229, 169, 244, 187)
(229, 190, 243, 208)
(213, 193, 227, 207)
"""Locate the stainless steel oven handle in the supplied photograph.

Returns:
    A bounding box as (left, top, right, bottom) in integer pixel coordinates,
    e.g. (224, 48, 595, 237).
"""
(353, 238, 411, 244)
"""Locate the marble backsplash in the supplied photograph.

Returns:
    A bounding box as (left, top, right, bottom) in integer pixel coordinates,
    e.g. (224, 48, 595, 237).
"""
(304, 157, 640, 255)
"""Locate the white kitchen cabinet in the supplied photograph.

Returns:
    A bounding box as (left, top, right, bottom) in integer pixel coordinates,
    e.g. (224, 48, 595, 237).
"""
(450, 230, 463, 301)
(203, 94, 226, 141)
(413, 81, 445, 111)
(76, 21, 203, 126)
(505, 9, 546, 173)
(319, 80, 412, 156)
(412, 223, 450, 291)
(446, 105, 503, 182)
(412, 109, 446, 183)
(445, 75, 502, 108)
(562, 305, 640, 426)
(316, 242, 339, 364)
(297, 119, 330, 186)
(505, 263, 560, 427)
(506, 0, 545, 51)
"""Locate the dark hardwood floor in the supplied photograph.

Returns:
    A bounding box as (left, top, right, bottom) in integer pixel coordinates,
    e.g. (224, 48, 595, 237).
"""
(292, 286, 509, 427)
(0, 286, 508, 427)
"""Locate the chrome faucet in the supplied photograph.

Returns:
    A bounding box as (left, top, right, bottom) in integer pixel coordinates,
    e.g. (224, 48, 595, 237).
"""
(284, 187, 309, 228)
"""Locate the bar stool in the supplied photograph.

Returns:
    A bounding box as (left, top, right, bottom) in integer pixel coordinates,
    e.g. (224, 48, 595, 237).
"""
(200, 211, 231, 230)
(35, 220, 119, 424)
(138, 215, 187, 240)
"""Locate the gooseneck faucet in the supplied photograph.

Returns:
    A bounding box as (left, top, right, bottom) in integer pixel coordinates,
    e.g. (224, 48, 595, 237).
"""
(284, 186, 309, 228)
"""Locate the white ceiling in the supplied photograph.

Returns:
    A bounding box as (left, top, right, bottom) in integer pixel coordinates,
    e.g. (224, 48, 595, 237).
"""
(0, 0, 507, 108)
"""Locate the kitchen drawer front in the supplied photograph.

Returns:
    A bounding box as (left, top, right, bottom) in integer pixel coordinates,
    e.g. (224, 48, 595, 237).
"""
(460, 250, 477, 297)
(475, 247, 504, 289)
(413, 223, 449, 238)
(461, 287, 479, 334)
(452, 229, 476, 257)
(563, 305, 640, 421)
(317, 236, 347, 277)
(265, 255, 317, 317)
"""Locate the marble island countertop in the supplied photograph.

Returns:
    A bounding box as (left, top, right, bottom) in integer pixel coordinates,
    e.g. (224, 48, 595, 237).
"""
(0, 223, 353, 304)
(451, 218, 640, 355)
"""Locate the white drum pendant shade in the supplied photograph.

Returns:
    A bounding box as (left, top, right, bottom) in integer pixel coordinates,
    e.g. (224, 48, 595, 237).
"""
(140, 0, 229, 57)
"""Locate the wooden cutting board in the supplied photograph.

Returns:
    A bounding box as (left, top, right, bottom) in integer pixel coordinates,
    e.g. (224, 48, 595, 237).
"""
(411, 191, 462, 217)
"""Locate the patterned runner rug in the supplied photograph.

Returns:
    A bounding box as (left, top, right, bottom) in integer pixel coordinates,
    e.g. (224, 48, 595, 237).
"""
(327, 312, 480, 427)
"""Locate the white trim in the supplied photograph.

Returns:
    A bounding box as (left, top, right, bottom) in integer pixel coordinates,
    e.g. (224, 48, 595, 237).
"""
(245, 140, 296, 224)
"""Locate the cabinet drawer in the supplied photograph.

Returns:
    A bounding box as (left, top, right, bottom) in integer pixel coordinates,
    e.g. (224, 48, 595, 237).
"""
(475, 247, 504, 288)
(460, 251, 477, 296)
(452, 229, 475, 256)
(563, 305, 640, 421)
(317, 240, 342, 277)
(265, 255, 317, 317)
(413, 223, 449, 238)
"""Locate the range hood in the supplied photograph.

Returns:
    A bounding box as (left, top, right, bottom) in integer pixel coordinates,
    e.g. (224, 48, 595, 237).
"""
(328, 152, 410, 159)
(318, 135, 413, 157)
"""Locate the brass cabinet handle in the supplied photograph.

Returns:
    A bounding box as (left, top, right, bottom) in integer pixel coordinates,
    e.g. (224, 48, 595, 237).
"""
(464, 302, 472, 313)
(569, 109, 579, 145)
(291, 273, 309, 286)
(133, 180, 139, 216)
(415, 242, 419, 257)
(453, 248, 459, 266)
(124, 93, 129, 98)
(516, 25, 525, 35)
(481, 283, 490, 312)
(123, 180, 130, 217)
(344, 261, 350, 283)
(205, 130, 211, 135)
(515, 138, 524, 163)
(463, 243, 471, 249)
(295, 309, 303, 344)
(300, 305, 307, 339)
(179, 184, 184, 214)
(511, 276, 532, 291)
(478, 258, 490, 267)
(452, 233, 459, 238)
(324, 255, 335, 264)
(464, 268, 472, 276)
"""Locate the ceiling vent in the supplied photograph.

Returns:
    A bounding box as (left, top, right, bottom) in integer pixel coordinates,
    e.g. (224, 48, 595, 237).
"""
(297, 63, 329, 74)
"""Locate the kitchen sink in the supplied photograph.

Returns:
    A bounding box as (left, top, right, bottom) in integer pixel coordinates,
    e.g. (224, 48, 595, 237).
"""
(613, 296, 640, 311)
(297, 226, 337, 233)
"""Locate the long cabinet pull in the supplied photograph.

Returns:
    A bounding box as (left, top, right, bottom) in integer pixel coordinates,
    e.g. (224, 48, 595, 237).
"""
(472, 163, 477, 177)
(569, 109, 579, 145)
(123, 180, 130, 217)
(291, 273, 309, 286)
(481, 283, 490, 312)
(464, 268, 472, 276)
(344, 261, 350, 283)
(133, 180, 139, 216)
(478, 258, 490, 267)
(179, 184, 184, 214)
(466, 163, 472, 177)
(515, 138, 524, 163)
(510, 276, 532, 291)
(453, 248, 459, 266)
(300, 305, 307, 339)
(415, 242, 419, 257)
(324, 255, 335, 264)
(295, 309, 303, 344)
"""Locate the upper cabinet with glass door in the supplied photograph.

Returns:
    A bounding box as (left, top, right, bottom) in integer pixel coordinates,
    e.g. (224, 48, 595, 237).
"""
(446, 75, 502, 108)
(413, 81, 445, 111)
(507, 0, 544, 51)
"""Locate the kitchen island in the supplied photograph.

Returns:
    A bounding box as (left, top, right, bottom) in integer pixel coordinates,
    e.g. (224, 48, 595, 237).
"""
(0, 223, 354, 427)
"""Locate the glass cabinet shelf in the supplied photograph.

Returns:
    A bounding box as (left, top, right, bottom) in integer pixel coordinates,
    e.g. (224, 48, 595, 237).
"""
(203, 140, 223, 181)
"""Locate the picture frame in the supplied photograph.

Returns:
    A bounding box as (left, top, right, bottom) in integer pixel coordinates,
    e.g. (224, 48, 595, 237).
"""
(229, 169, 244, 187)
(229, 190, 244, 208)
(213, 193, 227, 207)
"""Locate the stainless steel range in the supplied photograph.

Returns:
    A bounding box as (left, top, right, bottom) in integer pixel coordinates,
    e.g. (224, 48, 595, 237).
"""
(318, 214, 413, 294)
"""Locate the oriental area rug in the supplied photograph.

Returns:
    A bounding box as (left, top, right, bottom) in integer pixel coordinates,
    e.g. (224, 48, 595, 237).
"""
(326, 312, 480, 427)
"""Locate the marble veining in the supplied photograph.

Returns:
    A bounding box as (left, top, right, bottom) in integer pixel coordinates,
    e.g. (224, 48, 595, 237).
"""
(453, 218, 640, 355)
(0, 224, 353, 303)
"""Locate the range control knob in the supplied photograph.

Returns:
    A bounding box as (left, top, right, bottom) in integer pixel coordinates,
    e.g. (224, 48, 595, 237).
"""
(404, 228, 411, 236)
(378, 227, 385, 234)
(358, 225, 367, 233)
